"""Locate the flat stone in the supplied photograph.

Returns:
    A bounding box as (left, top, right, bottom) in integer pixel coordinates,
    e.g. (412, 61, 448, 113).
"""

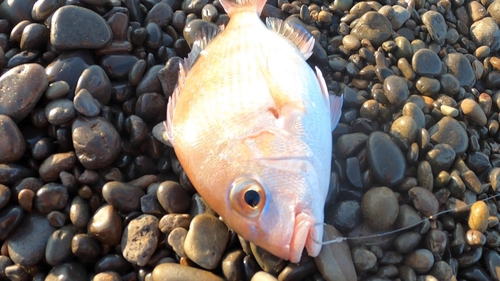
(0, 64, 48, 123)
(366, 131, 406, 186)
(50, 6, 112, 50)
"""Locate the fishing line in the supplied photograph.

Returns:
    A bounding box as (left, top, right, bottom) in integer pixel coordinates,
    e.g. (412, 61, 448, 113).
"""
(313, 193, 500, 245)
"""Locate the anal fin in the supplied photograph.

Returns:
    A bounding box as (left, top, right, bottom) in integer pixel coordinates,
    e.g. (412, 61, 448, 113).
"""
(315, 66, 343, 131)
(265, 17, 314, 60)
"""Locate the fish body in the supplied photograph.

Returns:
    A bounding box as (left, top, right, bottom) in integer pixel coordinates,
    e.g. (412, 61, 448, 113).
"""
(165, 0, 343, 263)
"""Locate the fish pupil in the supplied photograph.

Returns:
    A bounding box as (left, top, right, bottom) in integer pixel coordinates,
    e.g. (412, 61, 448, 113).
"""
(244, 190, 260, 208)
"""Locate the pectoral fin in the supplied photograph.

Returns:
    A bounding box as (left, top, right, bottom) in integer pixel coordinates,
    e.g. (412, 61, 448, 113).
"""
(315, 66, 343, 131)
(265, 17, 314, 60)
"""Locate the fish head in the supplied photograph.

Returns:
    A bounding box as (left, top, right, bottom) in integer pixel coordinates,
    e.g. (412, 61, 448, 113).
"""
(222, 132, 328, 263)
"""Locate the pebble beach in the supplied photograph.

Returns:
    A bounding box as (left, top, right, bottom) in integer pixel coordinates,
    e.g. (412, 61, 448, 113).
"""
(0, 0, 498, 280)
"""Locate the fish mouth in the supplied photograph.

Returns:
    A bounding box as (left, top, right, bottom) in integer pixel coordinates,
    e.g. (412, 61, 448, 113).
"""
(287, 212, 320, 263)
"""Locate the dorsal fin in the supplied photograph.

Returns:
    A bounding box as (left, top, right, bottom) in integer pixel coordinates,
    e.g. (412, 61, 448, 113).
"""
(184, 24, 222, 70)
(265, 17, 315, 60)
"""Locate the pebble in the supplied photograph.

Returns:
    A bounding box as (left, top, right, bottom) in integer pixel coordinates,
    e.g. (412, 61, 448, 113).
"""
(350, 12, 392, 47)
(102, 181, 145, 212)
(50, 6, 112, 49)
(35, 183, 69, 214)
(73, 89, 101, 117)
(468, 201, 489, 232)
(75, 65, 112, 105)
(404, 249, 435, 274)
(0, 115, 25, 163)
(0, 206, 23, 240)
(122, 214, 159, 266)
(408, 187, 439, 217)
(443, 53, 476, 87)
(361, 186, 399, 231)
(460, 98, 487, 126)
(0, 64, 48, 123)
(184, 214, 229, 270)
(45, 225, 76, 266)
(315, 224, 357, 281)
(71, 116, 121, 169)
(7, 213, 56, 266)
(428, 116, 469, 154)
(152, 262, 224, 281)
(88, 204, 123, 246)
(45, 262, 88, 281)
(425, 144, 456, 175)
(157, 181, 191, 214)
(351, 247, 377, 272)
(470, 17, 500, 51)
(366, 132, 406, 186)
(389, 116, 418, 150)
(412, 49, 442, 76)
(421, 11, 447, 45)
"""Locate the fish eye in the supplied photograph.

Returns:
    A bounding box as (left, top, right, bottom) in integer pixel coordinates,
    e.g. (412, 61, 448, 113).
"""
(229, 177, 267, 218)
(244, 189, 260, 208)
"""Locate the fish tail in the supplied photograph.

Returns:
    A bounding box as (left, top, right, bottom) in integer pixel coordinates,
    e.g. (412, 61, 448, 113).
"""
(220, 0, 267, 16)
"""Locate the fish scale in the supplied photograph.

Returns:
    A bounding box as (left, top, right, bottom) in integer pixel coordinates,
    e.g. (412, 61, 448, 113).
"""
(165, 0, 343, 263)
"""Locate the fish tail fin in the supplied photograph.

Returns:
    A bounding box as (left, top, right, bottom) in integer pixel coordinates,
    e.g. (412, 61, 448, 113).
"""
(220, 0, 267, 16)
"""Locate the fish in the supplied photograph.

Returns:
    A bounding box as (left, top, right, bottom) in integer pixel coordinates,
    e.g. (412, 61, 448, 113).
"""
(164, 0, 343, 263)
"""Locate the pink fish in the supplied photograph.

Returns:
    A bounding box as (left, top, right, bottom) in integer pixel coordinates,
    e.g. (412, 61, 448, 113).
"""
(165, 0, 343, 263)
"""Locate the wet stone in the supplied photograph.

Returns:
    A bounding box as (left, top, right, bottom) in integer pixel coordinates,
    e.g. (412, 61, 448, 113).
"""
(383, 75, 409, 106)
(39, 152, 76, 182)
(421, 11, 447, 45)
(443, 53, 476, 87)
(315, 224, 357, 281)
(0, 115, 25, 163)
(70, 196, 91, 229)
(428, 116, 469, 154)
(18, 188, 34, 211)
(351, 12, 392, 47)
(361, 186, 399, 231)
(425, 144, 456, 174)
(72, 234, 101, 261)
(250, 243, 286, 275)
(461, 98, 487, 126)
(88, 205, 123, 246)
(50, 6, 112, 50)
(0, 206, 23, 240)
(157, 181, 191, 214)
(152, 262, 224, 281)
(389, 116, 418, 150)
(72, 116, 121, 169)
(412, 49, 442, 76)
(366, 131, 406, 186)
(122, 214, 159, 267)
(45, 262, 88, 281)
(45, 51, 94, 98)
(408, 186, 439, 217)
(45, 225, 76, 266)
(7, 213, 56, 266)
(184, 214, 229, 270)
(75, 65, 112, 105)
(0, 64, 48, 123)
(44, 99, 75, 125)
(101, 54, 139, 80)
(102, 181, 145, 212)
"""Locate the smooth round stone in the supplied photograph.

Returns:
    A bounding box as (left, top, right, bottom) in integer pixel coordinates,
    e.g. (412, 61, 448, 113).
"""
(0, 64, 48, 123)
(144, 2, 173, 28)
(73, 89, 101, 117)
(45, 225, 76, 266)
(467, 152, 491, 174)
(443, 53, 476, 87)
(404, 249, 434, 274)
(101, 54, 139, 80)
(168, 227, 187, 257)
(221, 249, 245, 281)
(0, 184, 10, 209)
(94, 254, 131, 274)
(350, 12, 392, 47)
(18, 188, 34, 211)
(102, 181, 144, 212)
(70, 196, 90, 229)
(93, 272, 122, 281)
(351, 247, 377, 272)
(389, 116, 418, 150)
(136, 65, 163, 96)
(366, 131, 406, 186)
(7, 213, 56, 266)
(45, 81, 70, 100)
(416, 77, 441, 95)
(408, 187, 439, 217)
(184, 214, 229, 270)
(75, 65, 112, 105)
(460, 98, 487, 126)
(45, 51, 94, 98)
(44, 99, 75, 125)
(35, 183, 68, 214)
(71, 234, 100, 260)
(361, 187, 399, 231)
(157, 181, 191, 214)
(122, 214, 159, 266)
(402, 102, 425, 129)
(32, 0, 63, 21)
(395, 204, 421, 229)
(466, 229, 486, 247)
(394, 232, 421, 254)
(383, 75, 409, 106)
(0, 0, 36, 25)
(0, 115, 25, 163)
(0, 206, 23, 240)
(421, 11, 447, 45)
(428, 116, 468, 154)
(440, 105, 459, 117)
(128, 59, 146, 87)
(470, 17, 500, 51)
(20, 23, 49, 51)
(426, 144, 456, 174)
(412, 49, 442, 76)
(88, 204, 123, 246)
(39, 152, 76, 182)
(315, 224, 357, 281)
(417, 161, 434, 191)
(250, 243, 286, 275)
(126, 115, 148, 147)
(158, 57, 181, 97)
(152, 262, 224, 281)
(45, 262, 88, 281)
(439, 74, 460, 96)
(72, 116, 121, 169)
(469, 201, 489, 232)
(50, 6, 112, 49)
(484, 250, 500, 279)
(489, 168, 500, 191)
(135, 92, 166, 122)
